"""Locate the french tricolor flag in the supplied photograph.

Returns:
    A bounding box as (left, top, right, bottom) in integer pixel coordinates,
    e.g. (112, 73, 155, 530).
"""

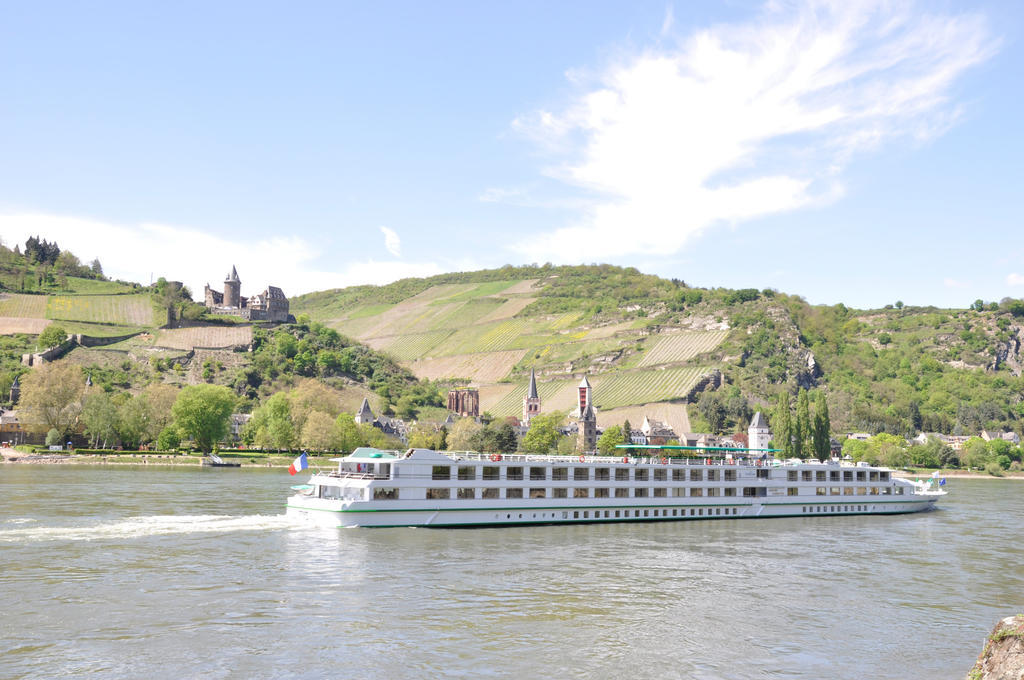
(288, 452, 308, 476)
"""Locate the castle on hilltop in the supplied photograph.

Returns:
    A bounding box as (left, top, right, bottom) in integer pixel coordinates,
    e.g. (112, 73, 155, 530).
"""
(204, 265, 292, 322)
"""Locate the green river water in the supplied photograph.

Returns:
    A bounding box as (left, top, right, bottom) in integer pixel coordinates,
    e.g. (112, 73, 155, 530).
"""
(0, 466, 1021, 679)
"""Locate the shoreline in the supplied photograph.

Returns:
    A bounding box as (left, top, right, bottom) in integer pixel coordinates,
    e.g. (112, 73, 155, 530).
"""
(3, 452, 1023, 479)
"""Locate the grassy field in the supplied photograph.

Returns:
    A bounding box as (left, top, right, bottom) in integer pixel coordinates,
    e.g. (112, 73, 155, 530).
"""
(46, 294, 154, 326)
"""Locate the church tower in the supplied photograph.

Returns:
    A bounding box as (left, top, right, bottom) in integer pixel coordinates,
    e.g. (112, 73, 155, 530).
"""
(224, 265, 241, 308)
(523, 368, 541, 425)
(576, 375, 597, 452)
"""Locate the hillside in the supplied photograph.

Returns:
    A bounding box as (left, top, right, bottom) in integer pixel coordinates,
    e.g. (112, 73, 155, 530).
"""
(294, 265, 1024, 437)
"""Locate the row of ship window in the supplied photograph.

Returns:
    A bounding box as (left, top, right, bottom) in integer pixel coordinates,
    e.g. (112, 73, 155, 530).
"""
(429, 466, 889, 483)
(493, 507, 743, 521)
(367, 486, 906, 500)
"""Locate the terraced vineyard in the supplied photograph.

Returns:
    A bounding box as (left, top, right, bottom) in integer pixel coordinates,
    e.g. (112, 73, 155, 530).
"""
(47, 294, 154, 326)
(379, 330, 454, 361)
(637, 330, 730, 367)
(0, 317, 50, 335)
(154, 325, 253, 350)
(0, 294, 48, 318)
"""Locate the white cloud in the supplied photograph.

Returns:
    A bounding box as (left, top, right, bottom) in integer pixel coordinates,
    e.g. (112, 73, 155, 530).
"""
(1007, 273, 1024, 287)
(380, 226, 402, 257)
(0, 213, 443, 298)
(510, 0, 996, 262)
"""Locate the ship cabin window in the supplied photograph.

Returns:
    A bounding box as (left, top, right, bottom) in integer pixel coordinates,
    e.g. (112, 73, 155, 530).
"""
(595, 467, 611, 481)
(843, 470, 853, 482)
(830, 471, 840, 482)
(869, 487, 880, 495)
(830, 487, 841, 495)
(426, 488, 451, 500)
(635, 469, 649, 482)
(432, 466, 452, 481)
(616, 468, 630, 481)
(881, 487, 891, 495)
(815, 471, 826, 482)
(483, 466, 500, 480)
(787, 487, 799, 496)
(857, 471, 866, 481)
(553, 488, 568, 498)
(857, 487, 867, 495)
(672, 488, 685, 497)
(895, 487, 904, 495)
(844, 487, 854, 495)
(373, 488, 400, 500)
(706, 488, 719, 497)
(788, 471, 798, 482)
(483, 488, 500, 499)
(756, 469, 770, 479)
(458, 466, 476, 480)
(506, 488, 523, 499)
(553, 467, 568, 481)
(529, 488, 546, 499)
(690, 488, 703, 497)
(690, 469, 703, 482)
(816, 487, 827, 496)
(869, 471, 879, 481)
(573, 488, 590, 498)
(672, 469, 685, 481)
(529, 467, 547, 481)
(457, 488, 476, 500)
(654, 469, 667, 482)
(743, 487, 760, 497)
(707, 470, 719, 481)
(724, 488, 736, 497)
(724, 470, 737, 482)
(321, 486, 342, 499)
(507, 467, 524, 481)
(615, 488, 630, 498)
(802, 470, 813, 482)
(573, 468, 589, 481)
(595, 488, 610, 498)
(879, 471, 890, 482)
(634, 488, 649, 498)
(653, 488, 667, 497)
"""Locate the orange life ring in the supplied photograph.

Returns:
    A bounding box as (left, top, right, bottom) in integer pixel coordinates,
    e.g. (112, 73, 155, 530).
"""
(578, 455, 585, 463)
(661, 457, 668, 465)
(622, 456, 629, 463)
(489, 453, 502, 462)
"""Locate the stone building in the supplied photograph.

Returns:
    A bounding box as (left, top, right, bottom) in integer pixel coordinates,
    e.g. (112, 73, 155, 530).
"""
(447, 388, 479, 418)
(748, 411, 772, 452)
(204, 265, 291, 322)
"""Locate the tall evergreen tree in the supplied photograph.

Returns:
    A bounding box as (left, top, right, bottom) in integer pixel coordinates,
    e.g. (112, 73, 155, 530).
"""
(774, 392, 792, 458)
(794, 388, 811, 459)
(813, 391, 831, 461)
(622, 419, 632, 446)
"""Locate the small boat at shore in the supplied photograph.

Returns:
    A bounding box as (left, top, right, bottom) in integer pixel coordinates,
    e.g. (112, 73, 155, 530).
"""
(285, 445, 946, 528)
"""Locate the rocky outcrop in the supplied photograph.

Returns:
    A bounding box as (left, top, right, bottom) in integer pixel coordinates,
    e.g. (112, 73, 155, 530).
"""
(988, 327, 1023, 376)
(968, 615, 1024, 680)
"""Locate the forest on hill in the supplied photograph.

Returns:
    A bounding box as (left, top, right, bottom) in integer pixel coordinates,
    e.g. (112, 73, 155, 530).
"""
(4, 233, 1024, 454)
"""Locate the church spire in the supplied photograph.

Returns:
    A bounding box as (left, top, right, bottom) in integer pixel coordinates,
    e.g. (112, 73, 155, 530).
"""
(527, 368, 538, 399)
(523, 367, 541, 425)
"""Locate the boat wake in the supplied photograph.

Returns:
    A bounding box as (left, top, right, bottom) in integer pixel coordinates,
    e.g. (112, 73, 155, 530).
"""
(0, 514, 297, 543)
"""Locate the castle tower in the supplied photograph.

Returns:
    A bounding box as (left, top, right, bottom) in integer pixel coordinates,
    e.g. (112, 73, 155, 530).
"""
(223, 265, 241, 308)
(9, 374, 20, 405)
(748, 411, 771, 454)
(523, 368, 541, 424)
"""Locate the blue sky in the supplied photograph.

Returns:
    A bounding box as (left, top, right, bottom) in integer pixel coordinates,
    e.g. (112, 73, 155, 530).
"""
(0, 0, 1021, 309)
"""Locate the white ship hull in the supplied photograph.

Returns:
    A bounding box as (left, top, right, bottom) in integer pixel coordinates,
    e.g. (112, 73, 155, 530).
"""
(286, 447, 945, 529)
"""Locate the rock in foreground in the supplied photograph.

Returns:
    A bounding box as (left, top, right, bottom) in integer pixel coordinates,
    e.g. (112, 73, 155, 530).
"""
(969, 615, 1024, 680)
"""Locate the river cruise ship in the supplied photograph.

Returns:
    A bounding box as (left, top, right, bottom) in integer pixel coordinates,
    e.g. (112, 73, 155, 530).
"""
(285, 446, 946, 528)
